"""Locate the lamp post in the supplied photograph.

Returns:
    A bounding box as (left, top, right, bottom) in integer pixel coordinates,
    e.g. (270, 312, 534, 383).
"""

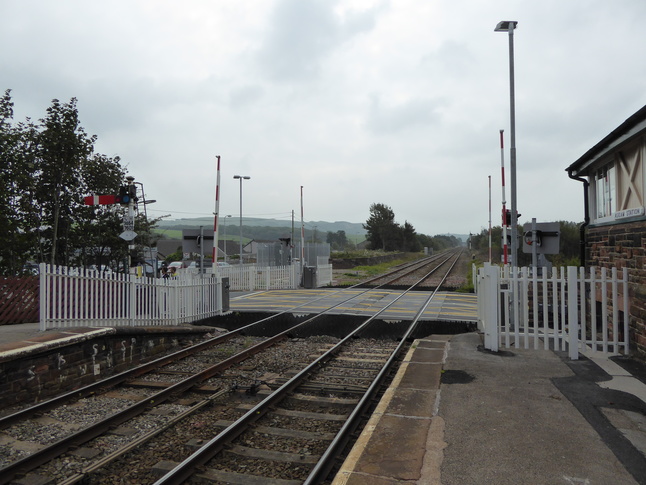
(495, 20, 518, 267)
(233, 175, 250, 266)
(222, 214, 232, 263)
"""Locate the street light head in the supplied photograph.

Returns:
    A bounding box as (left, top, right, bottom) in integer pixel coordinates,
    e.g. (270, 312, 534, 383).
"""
(495, 20, 518, 32)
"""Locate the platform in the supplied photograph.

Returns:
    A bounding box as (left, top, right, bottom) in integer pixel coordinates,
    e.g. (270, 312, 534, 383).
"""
(229, 289, 477, 323)
(334, 333, 646, 485)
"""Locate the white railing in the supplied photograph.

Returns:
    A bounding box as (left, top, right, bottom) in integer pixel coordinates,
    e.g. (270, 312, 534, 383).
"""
(477, 264, 629, 359)
(40, 262, 333, 330)
(39, 264, 225, 330)
(316, 264, 333, 287)
(205, 263, 332, 290)
(211, 264, 299, 291)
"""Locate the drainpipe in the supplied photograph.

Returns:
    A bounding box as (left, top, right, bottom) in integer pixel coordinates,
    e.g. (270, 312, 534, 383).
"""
(567, 169, 590, 267)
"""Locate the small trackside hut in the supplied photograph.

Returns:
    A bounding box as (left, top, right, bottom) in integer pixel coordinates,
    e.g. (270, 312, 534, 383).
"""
(566, 104, 646, 360)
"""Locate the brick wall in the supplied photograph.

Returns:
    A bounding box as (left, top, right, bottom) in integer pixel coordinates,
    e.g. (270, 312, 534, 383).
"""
(587, 221, 646, 360)
(0, 327, 215, 408)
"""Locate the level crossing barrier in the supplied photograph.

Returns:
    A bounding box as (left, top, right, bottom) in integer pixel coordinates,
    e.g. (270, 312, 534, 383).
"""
(476, 263, 629, 359)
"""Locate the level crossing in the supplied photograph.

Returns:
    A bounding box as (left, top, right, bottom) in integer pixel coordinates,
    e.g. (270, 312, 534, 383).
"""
(230, 288, 477, 323)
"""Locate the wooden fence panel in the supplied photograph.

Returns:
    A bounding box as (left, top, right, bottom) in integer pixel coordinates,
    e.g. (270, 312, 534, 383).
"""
(0, 276, 39, 325)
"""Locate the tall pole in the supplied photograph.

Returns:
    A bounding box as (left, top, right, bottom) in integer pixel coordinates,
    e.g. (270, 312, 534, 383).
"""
(300, 186, 305, 285)
(488, 175, 492, 263)
(291, 210, 294, 264)
(507, 23, 518, 267)
(234, 175, 250, 267)
(500, 129, 508, 265)
(213, 156, 221, 272)
(239, 178, 242, 266)
(222, 215, 231, 263)
(495, 20, 518, 267)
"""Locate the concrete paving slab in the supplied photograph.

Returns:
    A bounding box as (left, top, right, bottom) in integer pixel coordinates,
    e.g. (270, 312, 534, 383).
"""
(348, 413, 432, 481)
(439, 333, 640, 485)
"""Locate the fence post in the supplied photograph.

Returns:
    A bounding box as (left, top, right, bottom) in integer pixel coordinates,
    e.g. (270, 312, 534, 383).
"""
(39, 263, 47, 331)
(129, 274, 137, 326)
(567, 266, 579, 360)
(481, 263, 499, 352)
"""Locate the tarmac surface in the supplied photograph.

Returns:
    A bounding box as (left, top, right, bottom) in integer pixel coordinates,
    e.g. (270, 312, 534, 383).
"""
(1, 323, 645, 484)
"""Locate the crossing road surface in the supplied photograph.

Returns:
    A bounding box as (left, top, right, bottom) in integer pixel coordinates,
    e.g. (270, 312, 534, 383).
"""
(230, 289, 477, 322)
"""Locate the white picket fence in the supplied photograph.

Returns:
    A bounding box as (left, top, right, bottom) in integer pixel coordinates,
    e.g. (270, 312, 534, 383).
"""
(39, 264, 227, 330)
(477, 264, 630, 359)
(211, 264, 299, 291)
(191, 263, 332, 290)
(39, 262, 334, 330)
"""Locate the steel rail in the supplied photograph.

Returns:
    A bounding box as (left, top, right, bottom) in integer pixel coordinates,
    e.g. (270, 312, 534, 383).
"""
(0, 331, 239, 429)
(410, 248, 464, 289)
(0, 260, 431, 484)
(0, 253, 440, 483)
(57, 388, 230, 485)
(152, 251, 462, 485)
(0, 255, 419, 429)
(359, 248, 461, 288)
(305, 249, 462, 483)
(357, 251, 450, 286)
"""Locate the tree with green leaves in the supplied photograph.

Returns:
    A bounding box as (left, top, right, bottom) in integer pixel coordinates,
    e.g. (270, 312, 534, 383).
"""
(36, 97, 97, 265)
(326, 230, 348, 250)
(0, 90, 161, 275)
(401, 221, 421, 252)
(364, 203, 423, 252)
(364, 203, 398, 250)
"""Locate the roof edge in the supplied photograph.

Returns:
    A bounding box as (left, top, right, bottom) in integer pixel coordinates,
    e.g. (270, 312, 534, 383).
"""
(566, 104, 646, 174)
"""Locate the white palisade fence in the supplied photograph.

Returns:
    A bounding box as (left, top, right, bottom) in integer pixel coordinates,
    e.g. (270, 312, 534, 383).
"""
(39, 264, 226, 330)
(477, 264, 629, 359)
(40, 262, 333, 330)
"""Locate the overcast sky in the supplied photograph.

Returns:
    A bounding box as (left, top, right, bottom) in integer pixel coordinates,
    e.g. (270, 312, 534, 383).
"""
(2, 0, 645, 236)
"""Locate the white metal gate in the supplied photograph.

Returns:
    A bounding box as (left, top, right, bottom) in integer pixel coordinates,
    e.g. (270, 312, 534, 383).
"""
(477, 264, 629, 359)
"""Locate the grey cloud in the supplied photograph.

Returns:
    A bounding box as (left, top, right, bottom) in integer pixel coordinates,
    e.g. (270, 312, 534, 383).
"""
(421, 40, 475, 76)
(365, 95, 443, 135)
(256, 0, 380, 82)
(229, 85, 265, 109)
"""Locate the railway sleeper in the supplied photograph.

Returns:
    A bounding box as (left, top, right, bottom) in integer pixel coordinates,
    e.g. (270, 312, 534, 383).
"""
(254, 390, 358, 410)
(224, 444, 319, 464)
(152, 460, 302, 485)
(236, 404, 348, 422)
(268, 381, 369, 395)
(209, 420, 336, 441)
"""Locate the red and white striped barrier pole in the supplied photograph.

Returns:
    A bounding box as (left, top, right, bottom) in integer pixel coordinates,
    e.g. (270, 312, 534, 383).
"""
(500, 129, 508, 265)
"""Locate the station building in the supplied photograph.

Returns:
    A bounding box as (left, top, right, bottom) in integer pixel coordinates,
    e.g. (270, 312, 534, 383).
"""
(566, 104, 646, 360)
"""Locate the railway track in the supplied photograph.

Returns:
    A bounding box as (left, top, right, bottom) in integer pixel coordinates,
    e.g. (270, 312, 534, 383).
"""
(0, 251, 462, 484)
(359, 248, 464, 289)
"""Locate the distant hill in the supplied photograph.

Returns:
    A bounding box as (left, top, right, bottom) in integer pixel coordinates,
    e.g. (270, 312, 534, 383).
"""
(155, 217, 367, 242)
(155, 217, 468, 243)
(156, 217, 366, 235)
